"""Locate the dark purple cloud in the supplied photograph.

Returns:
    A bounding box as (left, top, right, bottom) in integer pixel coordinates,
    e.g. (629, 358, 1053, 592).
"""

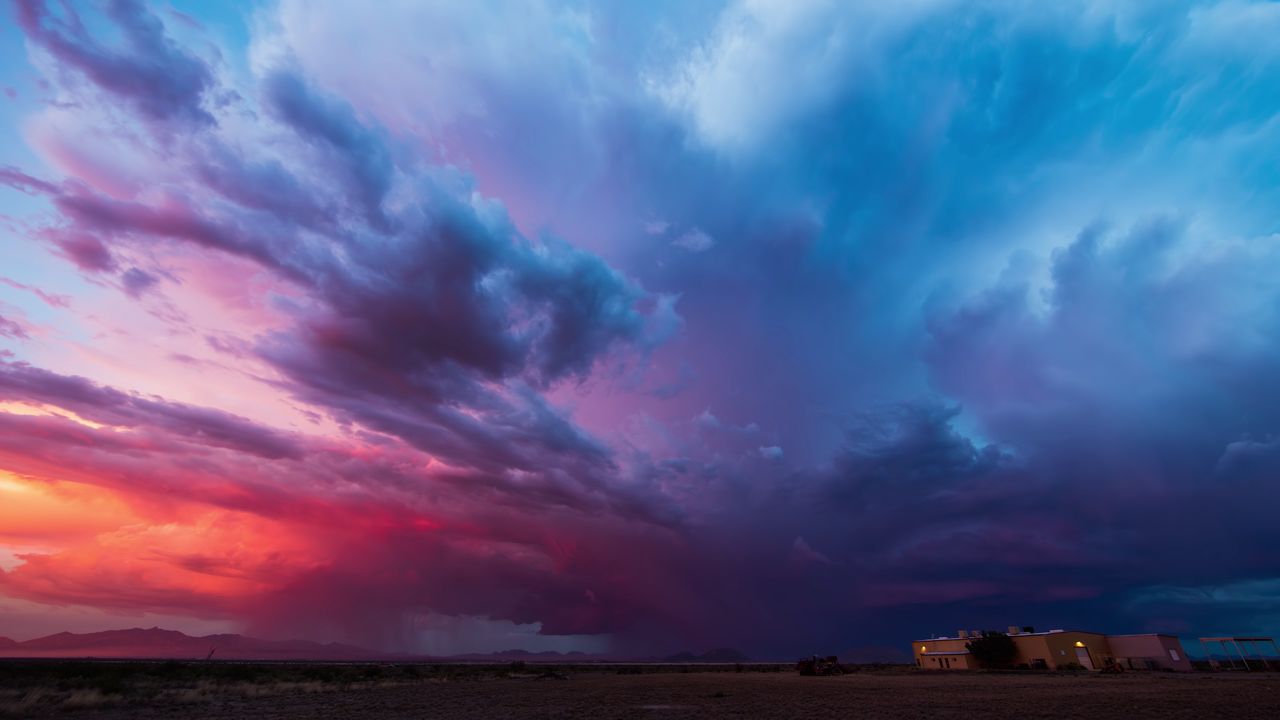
(6, 0, 1280, 658)
(0, 165, 59, 195)
(0, 314, 29, 340)
(120, 266, 158, 297)
(0, 361, 303, 461)
(7, 38, 668, 482)
(261, 71, 392, 227)
(0, 277, 71, 308)
(48, 229, 117, 272)
(16, 0, 214, 125)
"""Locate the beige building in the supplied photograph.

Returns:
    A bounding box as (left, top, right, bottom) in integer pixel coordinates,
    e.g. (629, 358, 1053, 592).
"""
(912, 626, 1192, 672)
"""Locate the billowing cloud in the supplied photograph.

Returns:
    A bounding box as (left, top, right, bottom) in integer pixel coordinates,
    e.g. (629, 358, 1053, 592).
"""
(16, 0, 215, 125)
(1, 0, 1279, 657)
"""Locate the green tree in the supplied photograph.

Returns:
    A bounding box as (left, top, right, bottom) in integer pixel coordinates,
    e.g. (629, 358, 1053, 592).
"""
(965, 631, 1018, 668)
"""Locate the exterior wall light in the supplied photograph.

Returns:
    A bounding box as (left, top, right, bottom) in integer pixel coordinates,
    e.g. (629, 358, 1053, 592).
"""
(1074, 641, 1086, 647)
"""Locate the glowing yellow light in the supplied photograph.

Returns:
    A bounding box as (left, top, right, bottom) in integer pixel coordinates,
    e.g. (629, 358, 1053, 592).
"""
(0, 401, 108, 429)
(1074, 641, 1086, 647)
(920, 645, 927, 652)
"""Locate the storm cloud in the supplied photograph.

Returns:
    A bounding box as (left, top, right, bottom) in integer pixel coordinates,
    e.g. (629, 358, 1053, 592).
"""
(1, 0, 1279, 657)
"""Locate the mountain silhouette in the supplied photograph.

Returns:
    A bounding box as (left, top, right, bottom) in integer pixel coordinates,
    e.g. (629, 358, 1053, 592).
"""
(0, 627, 391, 660)
(0, 627, 754, 663)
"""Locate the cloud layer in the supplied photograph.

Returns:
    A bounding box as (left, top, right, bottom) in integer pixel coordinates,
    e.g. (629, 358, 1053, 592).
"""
(2, 0, 1280, 656)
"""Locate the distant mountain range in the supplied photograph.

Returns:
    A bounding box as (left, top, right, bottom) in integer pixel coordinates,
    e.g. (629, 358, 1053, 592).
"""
(0, 627, 752, 663)
(0, 627, 390, 661)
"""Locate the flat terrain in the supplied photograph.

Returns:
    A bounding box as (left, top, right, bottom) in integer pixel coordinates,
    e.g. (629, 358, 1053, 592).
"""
(3, 662, 1279, 719)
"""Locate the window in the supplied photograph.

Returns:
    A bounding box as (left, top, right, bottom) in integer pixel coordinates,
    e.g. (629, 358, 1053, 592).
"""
(1169, 649, 1180, 661)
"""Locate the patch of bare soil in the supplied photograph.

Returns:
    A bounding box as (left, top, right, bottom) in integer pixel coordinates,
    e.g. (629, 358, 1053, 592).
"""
(7, 665, 1280, 719)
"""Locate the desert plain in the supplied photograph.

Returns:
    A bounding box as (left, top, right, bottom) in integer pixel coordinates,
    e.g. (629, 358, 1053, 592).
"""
(2, 661, 1278, 719)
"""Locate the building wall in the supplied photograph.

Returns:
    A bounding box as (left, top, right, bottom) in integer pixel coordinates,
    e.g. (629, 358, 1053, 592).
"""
(912, 638, 969, 670)
(1019, 632, 1111, 670)
(1106, 635, 1193, 672)
(911, 631, 1192, 672)
(912, 631, 1116, 671)
(917, 652, 974, 669)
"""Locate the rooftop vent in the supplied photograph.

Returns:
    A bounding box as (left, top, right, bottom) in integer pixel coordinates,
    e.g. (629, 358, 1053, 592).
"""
(958, 630, 969, 639)
(1008, 625, 1021, 635)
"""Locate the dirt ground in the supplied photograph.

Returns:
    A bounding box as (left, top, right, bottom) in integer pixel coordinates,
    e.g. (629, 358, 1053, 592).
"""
(6, 665, 1280, 719)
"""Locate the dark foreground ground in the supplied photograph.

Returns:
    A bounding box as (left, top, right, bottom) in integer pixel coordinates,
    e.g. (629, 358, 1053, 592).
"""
(2, 661, 1278, 719)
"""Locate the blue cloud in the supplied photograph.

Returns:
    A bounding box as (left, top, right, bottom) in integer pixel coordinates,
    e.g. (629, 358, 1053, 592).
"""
(5, 0, 1280, 656)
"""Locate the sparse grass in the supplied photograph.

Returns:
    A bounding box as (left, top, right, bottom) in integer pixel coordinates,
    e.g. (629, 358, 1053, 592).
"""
(0, 658, 799, 714)
(61, 688, 117, 708)
(0, 661, 452, 715)
(3, 664, 1277, 719)
(4, 687, 49, 715)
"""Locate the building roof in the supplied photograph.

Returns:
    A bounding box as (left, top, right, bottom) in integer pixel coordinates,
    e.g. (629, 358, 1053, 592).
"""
(913, 629, 1105, 643)
(921, 651, 971, 656)
(914, 630, 1188, 644)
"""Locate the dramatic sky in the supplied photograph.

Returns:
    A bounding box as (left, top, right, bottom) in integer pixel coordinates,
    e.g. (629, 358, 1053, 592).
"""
(2, 0, 1279, 659)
